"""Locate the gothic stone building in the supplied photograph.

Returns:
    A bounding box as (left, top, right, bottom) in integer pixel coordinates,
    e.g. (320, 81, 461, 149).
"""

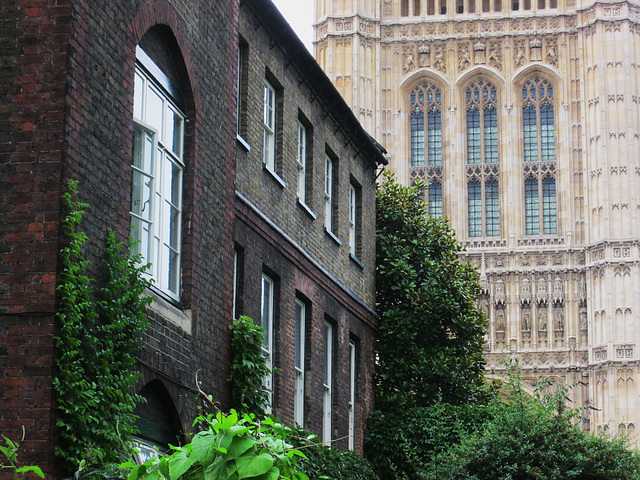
(0, 0, 382, 476)
(315, 0, 640, 443)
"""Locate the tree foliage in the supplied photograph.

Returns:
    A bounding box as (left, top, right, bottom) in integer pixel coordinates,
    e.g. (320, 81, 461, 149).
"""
(427, 373, 640, 480)
(54, 181, 151, 474)
(374, 173, 487, 408)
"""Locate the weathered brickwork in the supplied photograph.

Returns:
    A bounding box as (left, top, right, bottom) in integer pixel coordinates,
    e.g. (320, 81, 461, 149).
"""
(236, 0, 385, 454)
(2, 0, 237, 476)
(1, 0, 382, 474)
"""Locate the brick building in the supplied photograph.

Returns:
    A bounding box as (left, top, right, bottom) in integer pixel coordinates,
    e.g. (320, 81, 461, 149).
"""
(236, 0, 386, 452)
(1, 0, 384, 476)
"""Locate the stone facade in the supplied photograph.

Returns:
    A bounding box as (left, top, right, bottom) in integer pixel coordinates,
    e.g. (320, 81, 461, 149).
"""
(315, 0, 640, 442)
(0, 0, 382, 476)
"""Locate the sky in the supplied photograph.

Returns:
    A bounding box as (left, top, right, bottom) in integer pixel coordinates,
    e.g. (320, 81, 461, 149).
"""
(271, 0, 314, 52)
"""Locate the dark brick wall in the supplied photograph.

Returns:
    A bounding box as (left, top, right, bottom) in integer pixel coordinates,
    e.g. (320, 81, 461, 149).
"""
(235, 0, 380, 454)
(1, 0, 72, 475)
(2, 0, 238, 476)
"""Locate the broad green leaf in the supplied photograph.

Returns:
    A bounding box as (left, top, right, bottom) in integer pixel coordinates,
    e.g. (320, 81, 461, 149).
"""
(236, 452, 274, 478)
(167, 450, 196, 480)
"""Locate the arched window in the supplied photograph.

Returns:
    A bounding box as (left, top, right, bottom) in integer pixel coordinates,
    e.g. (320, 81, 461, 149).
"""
(409, 81, 443, 217)
(410, 82, 442, 166)
(522, 76, 557, 235)
(465, 79, 500, 237)
(131, 35, 188, 300)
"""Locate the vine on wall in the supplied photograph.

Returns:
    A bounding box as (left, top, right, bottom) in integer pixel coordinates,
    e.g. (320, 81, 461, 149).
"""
(53, 180, 152, 474)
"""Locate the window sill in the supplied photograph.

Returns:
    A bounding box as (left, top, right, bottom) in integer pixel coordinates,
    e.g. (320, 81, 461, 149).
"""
(237, 134, 251, 152)
(263, 163, 287, 188)
(325, 227, 342, 246)
(144, 287, 192, 335)
(349, 253, 365, 270)
(297, 198, 317, 219)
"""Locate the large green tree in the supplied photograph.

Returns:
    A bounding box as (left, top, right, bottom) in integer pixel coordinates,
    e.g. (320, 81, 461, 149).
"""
(374, 173, 487, 409)
(366, 173, 489, 479)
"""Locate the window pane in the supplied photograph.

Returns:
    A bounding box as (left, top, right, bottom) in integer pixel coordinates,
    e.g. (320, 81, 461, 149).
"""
(467, 106, 481, 164)
(261, 277, 273, 352)
(525, 177, 540, 235)
(134, 72, 144, 121)
(427, 107, 442, 166)
(411, 108, 425, 166)
(428, 180, 443, 218)
(295, 301, 304, 370)
(147, 86, 164, 134)
(540, 102, 555, 162)
(485, 178, 499, 236)
(484, 105, 498, 164)
(468, 180, 482, 236)
(542, 176, 557, 234)
(523, 103, 538, 162)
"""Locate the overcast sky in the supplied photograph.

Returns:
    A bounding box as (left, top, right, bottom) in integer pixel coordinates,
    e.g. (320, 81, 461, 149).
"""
(271, 0, 314, 52)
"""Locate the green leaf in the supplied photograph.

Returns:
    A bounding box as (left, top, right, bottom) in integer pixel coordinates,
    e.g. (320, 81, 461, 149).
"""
(236, 452, 274, 478)
(16, 466, 45, 478)
(167, 449, 195, 480)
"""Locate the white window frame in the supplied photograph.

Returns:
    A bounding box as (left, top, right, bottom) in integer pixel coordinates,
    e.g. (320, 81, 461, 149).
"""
(263, 80, 276, 171)
(348, 340, 356, 451)
(296, 121, 307, 202)
(322, 320, 333, 445)
(324, 155, 333, 232)
(131, 63, 184, 301)
(294, 299, 306, 427)
(349, 184, 357, 257)
(261, 274, 275, 413)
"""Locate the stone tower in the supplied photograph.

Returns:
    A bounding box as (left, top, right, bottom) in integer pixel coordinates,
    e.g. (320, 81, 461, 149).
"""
(315, 0, 640, 442)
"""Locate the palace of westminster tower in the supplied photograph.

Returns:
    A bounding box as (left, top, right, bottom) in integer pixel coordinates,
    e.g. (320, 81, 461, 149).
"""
(314, 0, 640, 441)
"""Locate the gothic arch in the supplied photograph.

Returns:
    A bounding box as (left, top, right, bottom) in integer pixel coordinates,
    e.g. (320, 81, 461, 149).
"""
(399, 68, 449, 94)
(513, 63, 562, 89)
(455, 65, 505, 90)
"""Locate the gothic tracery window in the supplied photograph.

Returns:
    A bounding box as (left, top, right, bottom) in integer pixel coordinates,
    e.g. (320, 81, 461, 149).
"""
(409, 82, 443, 217)
(522, 76, 557, 235)
(465, 79, 500, 237)
(410, 81, 443, 217)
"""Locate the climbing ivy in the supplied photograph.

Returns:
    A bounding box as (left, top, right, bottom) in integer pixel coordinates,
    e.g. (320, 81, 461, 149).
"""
(53, 180, 152, 474)
(228, 316, 272, 418)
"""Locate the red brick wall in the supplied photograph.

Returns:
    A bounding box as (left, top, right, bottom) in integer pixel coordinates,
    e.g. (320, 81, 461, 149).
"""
(1, 0, 238, 476)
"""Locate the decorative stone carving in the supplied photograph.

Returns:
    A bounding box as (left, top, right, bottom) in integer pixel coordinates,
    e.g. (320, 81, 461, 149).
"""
(496, 307, 506, 331)
(538, 309, 548, 331)
(487, 41, 502, 71)
(522, 308, 532, 331)
(552, 276, 564, 304)
(545, 38, 558, 67)
(520, 278, 532, 305)
(459, 43, 471, 72)
(474, 41, 486, 64)
(433, 44, 446, 73)
(536, 277, 548, 304)
(530, 38, 542, 61)
(403, 52, 415, 73)
(418, 45, 430, 67)
(554, 306, 564, 331)
(495, 279, 506, 305)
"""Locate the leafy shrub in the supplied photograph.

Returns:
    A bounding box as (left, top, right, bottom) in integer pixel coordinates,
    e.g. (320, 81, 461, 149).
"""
(123, 410, 308, 480)
(286, 426, 379, 480)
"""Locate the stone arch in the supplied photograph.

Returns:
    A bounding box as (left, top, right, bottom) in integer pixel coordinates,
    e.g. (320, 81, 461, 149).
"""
(135, 379, 185, 449)
(455, 65, 505, 91)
